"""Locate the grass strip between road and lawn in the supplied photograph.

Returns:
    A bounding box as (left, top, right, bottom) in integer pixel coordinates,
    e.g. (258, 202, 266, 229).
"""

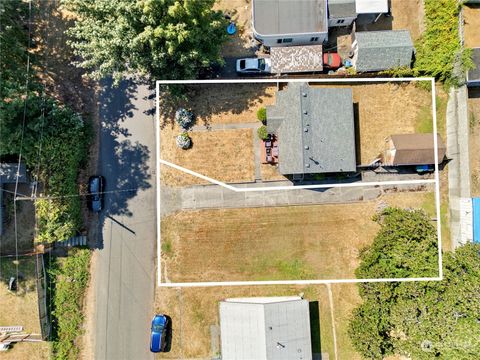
(47, 248, 91, 360)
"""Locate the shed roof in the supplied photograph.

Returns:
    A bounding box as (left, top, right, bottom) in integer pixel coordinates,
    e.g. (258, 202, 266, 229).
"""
(354, 30, 414, 72)
(0, 163, 27, 184)
(270, 46, 323, 73)
(389, 133, 446, 165)
(355, 0, 388, 14)
(219, 297, 312, 360)
(252, 0, 327, 36)
(266, 83, 356, 175)
(467, 47, 480, 84)
(328, 0, 356, 18)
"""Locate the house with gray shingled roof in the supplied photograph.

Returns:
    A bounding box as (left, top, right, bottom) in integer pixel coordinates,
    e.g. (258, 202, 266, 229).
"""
(351, 30, 414, 72)
(266, 83, 356, 175)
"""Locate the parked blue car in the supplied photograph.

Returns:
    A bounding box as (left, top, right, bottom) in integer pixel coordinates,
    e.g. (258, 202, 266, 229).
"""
(150, 314, 169, 353)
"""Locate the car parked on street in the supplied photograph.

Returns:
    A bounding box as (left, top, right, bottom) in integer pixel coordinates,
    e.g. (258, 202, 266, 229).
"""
(236, 57, 271, 74)
(150, 314, 169, 353)
(87, 175, 105, 213)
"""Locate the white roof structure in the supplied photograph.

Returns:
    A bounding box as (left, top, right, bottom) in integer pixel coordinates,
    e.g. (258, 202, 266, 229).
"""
(219, 296, 312, 360)
(355, 0, 388, 14)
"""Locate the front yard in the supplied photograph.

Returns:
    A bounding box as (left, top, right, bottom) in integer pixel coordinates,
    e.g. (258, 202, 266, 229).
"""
(161, 191, 438, 283)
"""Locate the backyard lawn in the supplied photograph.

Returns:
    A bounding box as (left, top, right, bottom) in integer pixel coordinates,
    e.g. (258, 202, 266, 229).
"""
(161, 191, 437, 283)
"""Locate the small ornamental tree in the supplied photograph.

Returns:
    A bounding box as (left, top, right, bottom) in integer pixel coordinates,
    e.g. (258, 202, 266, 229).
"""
(176, 132, 191, 149)
(175, 108, 195, 129)
(257, 107, 267, 124)
(257, 125, 269, 140)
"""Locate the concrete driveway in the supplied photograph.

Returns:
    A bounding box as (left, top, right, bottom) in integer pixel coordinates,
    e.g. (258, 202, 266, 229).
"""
(93, 79, 156, 360)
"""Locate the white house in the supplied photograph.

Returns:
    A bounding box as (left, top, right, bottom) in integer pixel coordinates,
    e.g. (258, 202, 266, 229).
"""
(219, 296, 313, 360)
(327, 0, 357, 27)
(252, 0, 328, 47)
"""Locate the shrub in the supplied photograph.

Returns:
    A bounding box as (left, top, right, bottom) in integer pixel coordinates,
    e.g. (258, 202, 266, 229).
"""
(176, 132, 192, 149)
(257, 107, 267, 123)
(175, 108, 195, 129)
(257, 125, 269, 140)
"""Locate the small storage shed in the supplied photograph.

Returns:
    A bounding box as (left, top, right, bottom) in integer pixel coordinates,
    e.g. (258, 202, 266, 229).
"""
(351, 30, 414, 72)
(219, 296, 312, 360)
(383, 134, 446, 166)
(252, 0, 328, 47)
(328, 0, 356, 27)
(467, 47, 480, 87)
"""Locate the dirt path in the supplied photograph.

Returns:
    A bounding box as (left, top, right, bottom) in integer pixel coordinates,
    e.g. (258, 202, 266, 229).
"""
(326, 284, 339, 360)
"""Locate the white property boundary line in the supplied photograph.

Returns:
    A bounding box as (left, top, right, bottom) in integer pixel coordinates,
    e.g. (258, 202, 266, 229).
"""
(156, 77, 443, 287)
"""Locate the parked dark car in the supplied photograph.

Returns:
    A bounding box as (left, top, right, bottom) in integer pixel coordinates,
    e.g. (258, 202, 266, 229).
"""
(87, 176, 105, 212)
(150, 314, 169, 353)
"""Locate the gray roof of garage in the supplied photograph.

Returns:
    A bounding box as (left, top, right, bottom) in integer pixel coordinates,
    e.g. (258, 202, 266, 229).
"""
(219, 297, 312, 360)
(328, 0, 356, 18)
(355, 30, 414, 72)
(253, 0, 327, 35)
(266, 83, 356, 175)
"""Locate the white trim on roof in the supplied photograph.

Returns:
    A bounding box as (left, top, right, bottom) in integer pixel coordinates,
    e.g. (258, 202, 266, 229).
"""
(355, 0, 388, 14)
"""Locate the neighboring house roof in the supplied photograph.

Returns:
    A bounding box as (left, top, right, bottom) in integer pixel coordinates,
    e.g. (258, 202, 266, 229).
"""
(266, 83, 356, 175)
(354, 30, 414, 72)
(219, 296, 312, 360)
(328, 0, 356, 19)
(0, 163, 27, 184)
(355, 0, 388, 14)
(467, 47, 480, 84)
(270, 46, 323, 73)
(388, 133, 446, 165)
(252, 0, 327, 36)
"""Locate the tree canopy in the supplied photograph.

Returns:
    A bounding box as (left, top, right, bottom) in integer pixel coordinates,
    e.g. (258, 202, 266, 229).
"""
(62, 0, 229, 83)
(349, 208, 480, 359)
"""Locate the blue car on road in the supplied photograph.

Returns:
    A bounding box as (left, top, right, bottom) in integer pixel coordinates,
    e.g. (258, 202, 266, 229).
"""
(150, 314, 169, 353)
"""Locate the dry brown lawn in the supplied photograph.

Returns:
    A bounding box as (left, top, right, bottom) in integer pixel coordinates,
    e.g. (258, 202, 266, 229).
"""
(161, 191, 434, 283)
(214, 0, 257, 58)
(309, 82, 434, 164)
(260, 163, 288, 181)
(160, 83, 276, 128)
(0, 342, 50, 360)
(464, 5, 480, 48)
(0, 257, 41, 334)
(160, 128, 255, 186)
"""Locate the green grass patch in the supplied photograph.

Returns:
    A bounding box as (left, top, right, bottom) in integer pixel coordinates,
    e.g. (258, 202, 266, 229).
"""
(161, 240, 173, 255)
(415, 95, 447, 136)
(422, 192, 451, 251)
(250, 258, 315, 281)
(48, 249, 91, 360)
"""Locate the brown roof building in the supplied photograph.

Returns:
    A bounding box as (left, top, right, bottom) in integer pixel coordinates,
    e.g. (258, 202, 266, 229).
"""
(383, 133, 446, 166)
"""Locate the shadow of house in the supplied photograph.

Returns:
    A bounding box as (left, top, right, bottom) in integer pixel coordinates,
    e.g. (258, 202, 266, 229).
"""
(95, 78, 152, 249)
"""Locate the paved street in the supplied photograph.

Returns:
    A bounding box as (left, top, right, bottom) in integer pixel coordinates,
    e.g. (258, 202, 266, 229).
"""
(93, 79, 156, 360)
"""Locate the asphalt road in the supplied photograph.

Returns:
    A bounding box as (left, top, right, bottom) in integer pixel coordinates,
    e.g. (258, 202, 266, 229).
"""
(94, 79, 156, 360)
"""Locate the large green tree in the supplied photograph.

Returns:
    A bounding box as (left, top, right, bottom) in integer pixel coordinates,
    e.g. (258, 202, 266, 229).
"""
(62, 0, 228, 83)
(349, 208, 480, 359)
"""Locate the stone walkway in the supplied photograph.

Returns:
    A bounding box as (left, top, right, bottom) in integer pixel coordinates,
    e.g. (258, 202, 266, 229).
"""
(161, 182, 432, 215)
(446, 86, 471, 249)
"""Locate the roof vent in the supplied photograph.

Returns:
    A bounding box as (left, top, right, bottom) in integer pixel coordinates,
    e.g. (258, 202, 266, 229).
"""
(302, 92, 307, 97)
(303, 110, 308, 115)
(305, 164, 310, 168)
(304, 128, 308, 132)
(305, 146, 309, 150)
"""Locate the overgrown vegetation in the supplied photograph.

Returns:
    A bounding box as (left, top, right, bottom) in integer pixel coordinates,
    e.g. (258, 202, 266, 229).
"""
(48, 249, 91, 360)
(414, 0, 473, 86)
(62, 0, 229, 83)
(256, 107, 267, 124)
(0, 0, 91, 243)
(349, 209, 480, 359)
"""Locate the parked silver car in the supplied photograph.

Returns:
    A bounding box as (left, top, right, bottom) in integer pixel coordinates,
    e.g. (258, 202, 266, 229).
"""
(236, 57, 271, 74)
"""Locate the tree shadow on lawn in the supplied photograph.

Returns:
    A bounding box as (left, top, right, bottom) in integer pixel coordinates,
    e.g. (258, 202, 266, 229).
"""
(158, 82, 274, 130)
(95, 78, 152, 249)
